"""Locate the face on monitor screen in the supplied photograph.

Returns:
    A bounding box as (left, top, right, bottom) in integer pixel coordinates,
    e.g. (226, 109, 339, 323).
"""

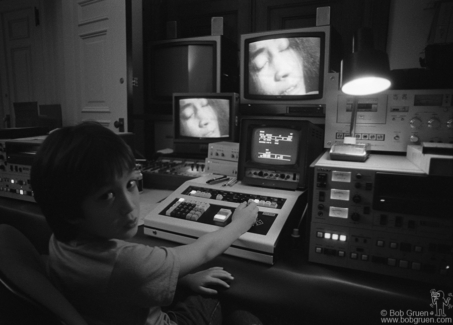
(251, 127, 300, 165)
(248, 37, 321, 96)
(178, 98, 230, 138)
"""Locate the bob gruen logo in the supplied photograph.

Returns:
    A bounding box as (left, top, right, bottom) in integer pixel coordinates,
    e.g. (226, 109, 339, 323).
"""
(380, 289, 453, 324)
(430, 289, 453, 317)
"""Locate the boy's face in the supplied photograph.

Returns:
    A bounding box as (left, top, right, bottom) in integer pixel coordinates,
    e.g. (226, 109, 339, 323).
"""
(77, 169, 141, 240)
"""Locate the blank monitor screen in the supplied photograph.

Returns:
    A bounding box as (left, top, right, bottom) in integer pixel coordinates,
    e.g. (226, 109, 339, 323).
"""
(151, 45, 215, 98)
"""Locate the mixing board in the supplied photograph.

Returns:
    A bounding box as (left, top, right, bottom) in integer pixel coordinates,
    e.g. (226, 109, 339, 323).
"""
(142, 156, 208, 190)
(144, 176, 306, 264)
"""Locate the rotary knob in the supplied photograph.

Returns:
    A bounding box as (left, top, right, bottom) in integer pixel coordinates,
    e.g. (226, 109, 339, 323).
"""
(351, 213, 361, 221)
(427, 118, 441, 129)
(447, 119, 453, 129)
(409, 117, 422, 129)
(410, 135, 419, 143)
(352, 195, 362, 203)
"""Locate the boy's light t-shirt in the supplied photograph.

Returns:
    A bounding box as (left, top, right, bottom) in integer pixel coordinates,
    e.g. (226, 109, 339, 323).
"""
(47, 235, 180, 325)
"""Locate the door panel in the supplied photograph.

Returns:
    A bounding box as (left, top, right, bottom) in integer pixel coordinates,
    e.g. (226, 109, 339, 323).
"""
(73, 0, 127, 132)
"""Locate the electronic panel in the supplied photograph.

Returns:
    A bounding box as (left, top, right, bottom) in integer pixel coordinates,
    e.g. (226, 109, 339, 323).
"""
(309, 151, 452, 286)
(144, 176, 306, 264)
(324, 89, 453, 152)
(0, 137, 44, 202)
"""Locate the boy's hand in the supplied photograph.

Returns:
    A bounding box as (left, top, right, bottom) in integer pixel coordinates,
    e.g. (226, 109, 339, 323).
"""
(232, 201, 259, 230)
(182, 267, 234, 295)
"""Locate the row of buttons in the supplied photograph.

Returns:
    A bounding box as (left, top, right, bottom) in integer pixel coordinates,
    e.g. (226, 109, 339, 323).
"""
(316, 231, 347, 242)
(184, 186, 285, 209)
(317, 231, 452, 255)
(188, 189, 278, 208)
(336, 133, 385, 141)
(1, 178, 29, 186)
(376, 240, 423, 252)
(314, 247, 450, 274)
(0, 187, 33, 196)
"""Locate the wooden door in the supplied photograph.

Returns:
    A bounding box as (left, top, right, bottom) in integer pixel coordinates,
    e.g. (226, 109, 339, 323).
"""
(68, 0, 128, 132)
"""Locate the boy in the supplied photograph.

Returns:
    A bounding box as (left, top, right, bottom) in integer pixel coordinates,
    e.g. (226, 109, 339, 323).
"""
(30, 122, 260, 325)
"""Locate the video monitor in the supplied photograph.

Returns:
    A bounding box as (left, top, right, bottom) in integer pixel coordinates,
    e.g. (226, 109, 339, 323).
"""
(238, 117, 324, 190)
(173, 93, 239, 156)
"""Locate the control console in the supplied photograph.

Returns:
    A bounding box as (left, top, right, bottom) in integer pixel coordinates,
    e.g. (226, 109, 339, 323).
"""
(144, 176, 306, 264)
(309, 151, 452, 286)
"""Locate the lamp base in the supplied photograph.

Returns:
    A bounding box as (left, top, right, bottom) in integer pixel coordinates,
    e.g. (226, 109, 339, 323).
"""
(329, 141, 371, 162)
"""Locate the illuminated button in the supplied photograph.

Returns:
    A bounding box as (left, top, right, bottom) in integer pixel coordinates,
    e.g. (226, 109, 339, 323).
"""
(214, 209, 232, 226)
(316, 231, 323, 238)
(338, 250, 345, 257)
(399, 260, 409, 268)
(350, 252, 358, 259)
(339, 235, 347, 242)
(332, 234, 339, 241)
(324, 233, 331, 239)
(388, 258, 397, 266)
(361, 254, 369, 261)
(390, 242, 398, 249)
(411, 262, 421, 271)
(315, 247, 323, 254)
(376, 240, 385, 247)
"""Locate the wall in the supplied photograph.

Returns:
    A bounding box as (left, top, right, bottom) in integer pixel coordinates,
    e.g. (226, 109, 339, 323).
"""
(387, 0, 436, 70)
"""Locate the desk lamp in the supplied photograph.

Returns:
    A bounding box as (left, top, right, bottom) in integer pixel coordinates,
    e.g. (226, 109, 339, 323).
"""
(330, 28, 391, 162)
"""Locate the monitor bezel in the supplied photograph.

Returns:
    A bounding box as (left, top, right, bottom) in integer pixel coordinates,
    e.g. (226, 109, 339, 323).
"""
(238, 116, 319, 190)
(149, 36, 221, 102)
(240, 25, 334, 109)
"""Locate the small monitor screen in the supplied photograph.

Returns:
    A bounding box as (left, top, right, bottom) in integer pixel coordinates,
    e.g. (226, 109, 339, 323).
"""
(178, 97, 230, 138)
(250, 127, 300, 165)
(247, 36, 321, 97)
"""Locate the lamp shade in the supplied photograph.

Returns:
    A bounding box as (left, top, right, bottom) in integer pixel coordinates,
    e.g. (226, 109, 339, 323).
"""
(341, 28, 391, 96)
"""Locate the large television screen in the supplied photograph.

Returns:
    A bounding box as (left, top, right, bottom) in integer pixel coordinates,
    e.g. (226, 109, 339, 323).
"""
(240, 26, 340, 116)
(247, 36, 322, 98)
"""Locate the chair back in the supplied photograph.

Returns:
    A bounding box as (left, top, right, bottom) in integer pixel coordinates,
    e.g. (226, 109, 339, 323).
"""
(13, 102, 39, 127)
(0, 224, 87, 325)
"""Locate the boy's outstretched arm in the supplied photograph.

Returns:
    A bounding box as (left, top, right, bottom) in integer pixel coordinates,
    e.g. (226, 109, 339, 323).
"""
(175, 201, 258, 277)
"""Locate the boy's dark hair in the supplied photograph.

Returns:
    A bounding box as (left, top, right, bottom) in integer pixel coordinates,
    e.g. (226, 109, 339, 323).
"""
(30, 121, 136, 242)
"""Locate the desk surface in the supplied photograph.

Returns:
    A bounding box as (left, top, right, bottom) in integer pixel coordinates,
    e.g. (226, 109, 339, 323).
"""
(0, 190, 449, 325)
